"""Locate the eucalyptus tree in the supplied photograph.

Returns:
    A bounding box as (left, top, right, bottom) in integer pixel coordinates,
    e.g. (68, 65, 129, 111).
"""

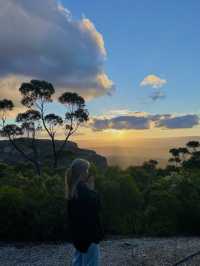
(0, 124, 41, 171)
(169, 148, 182, 167)
(186, 141, 200, 153)
(57, 92, 89, 165)
(19, 80, 60, 168)
(0, 99, 42, 175)
(19, 80, 89, 168)
(44, 113, 63, 168)
(0, 99, 14, 128)
(0, 80, 89, 172)
(16, 109, 42, 175)
(178, 147, 189, 162)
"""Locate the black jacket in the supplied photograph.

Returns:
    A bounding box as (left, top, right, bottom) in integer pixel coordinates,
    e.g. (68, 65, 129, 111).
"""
(67, 181, 104, 253)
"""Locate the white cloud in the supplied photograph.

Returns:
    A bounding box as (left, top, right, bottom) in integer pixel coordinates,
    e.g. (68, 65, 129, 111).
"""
(140, 74, 167, 88)
(0, 0, 114, 102)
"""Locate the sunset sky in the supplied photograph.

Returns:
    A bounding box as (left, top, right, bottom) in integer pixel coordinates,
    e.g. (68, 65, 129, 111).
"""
(0, 0, 200, 150)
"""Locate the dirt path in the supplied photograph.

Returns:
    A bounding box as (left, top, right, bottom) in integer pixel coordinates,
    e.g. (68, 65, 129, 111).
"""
(0, 237, 200, 265)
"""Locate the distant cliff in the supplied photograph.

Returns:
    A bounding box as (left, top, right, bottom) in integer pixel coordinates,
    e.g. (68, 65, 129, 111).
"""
(0, 138, 108, 170)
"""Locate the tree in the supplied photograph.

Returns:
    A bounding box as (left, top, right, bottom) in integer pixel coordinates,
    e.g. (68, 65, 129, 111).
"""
(19, 80, 57, 169)
(16, 110, 42, 175)
(186, 141, 200, 152)
(44, 114, 63, 168)
(0, 99, 14, 128)
(143, 160, 158, 170)
(178, 147, 189, 161)
(169, 147, 189, 167)
(0, 80, 89, 174)
(169, 148, 181, 167)
(1, 123, 42, 175)
(0, 97, 44, 175)
(0, 106, 43, 175)
(57, 92, 89, 165)
(19, 80, 55, 109)
(19, 81, 89, 168)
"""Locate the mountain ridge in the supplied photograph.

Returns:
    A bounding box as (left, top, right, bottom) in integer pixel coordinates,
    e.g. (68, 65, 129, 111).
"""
(0, 138, 108, 170)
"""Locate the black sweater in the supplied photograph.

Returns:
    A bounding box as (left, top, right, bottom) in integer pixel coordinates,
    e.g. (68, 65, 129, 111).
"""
(67, 181, 104, 253)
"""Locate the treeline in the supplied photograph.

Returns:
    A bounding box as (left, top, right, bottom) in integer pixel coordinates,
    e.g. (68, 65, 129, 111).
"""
(1, 140, 200, 241)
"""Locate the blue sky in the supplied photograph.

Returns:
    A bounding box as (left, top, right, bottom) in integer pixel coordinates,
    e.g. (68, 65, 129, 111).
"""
(63, 0, 200, 116)
(0, 0, 200, 144)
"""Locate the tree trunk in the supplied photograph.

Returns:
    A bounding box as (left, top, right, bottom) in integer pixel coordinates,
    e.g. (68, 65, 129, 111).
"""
(34, 161, 41, 176)
(41, 111, 58, 169)
(31, 138, 42, 176)
(8, 136, 42, 176)
(52, 137, 58, 169)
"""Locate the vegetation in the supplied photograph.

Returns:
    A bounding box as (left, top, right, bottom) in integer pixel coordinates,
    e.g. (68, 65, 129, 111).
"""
(0, 79, 200, 241)
(0, 139, 200, 241)
(0, 80, 89, 175)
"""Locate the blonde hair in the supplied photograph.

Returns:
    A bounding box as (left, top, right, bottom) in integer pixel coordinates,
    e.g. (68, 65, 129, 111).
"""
(65, 158, 90, 199)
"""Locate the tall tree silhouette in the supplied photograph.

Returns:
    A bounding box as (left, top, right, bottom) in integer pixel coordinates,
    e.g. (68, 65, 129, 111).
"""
(0, 99, 43, 175)
(178, 147, 189, 162)
(57, 92, 89, 166)
(0, 80, 89, 172)
(16, 110, 42, 175)
(19, 80, 60, 169)
(0, 111, 42, 175)
(186, 141, 200, 152)
(19, 80, 89, 168)
(169, 148, 181, 167)
(0, 124, 41, 172)
(44, 113, 63, 168)
(0, 99, 41, 175)
(0, 99, 14, 128)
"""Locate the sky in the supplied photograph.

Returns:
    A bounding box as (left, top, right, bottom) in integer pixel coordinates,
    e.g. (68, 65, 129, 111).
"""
(0, 0, 200, 150)
(64, 0, 200, 114)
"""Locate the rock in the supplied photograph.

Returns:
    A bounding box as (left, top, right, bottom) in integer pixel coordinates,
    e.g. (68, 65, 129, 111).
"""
(0, 138, 108, 170)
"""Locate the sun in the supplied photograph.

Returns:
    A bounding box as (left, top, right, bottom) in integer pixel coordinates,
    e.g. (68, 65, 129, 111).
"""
(106, 129, 125, 139)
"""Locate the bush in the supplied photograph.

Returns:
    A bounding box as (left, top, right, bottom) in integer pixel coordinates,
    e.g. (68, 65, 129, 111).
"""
(1, 162, 200, 240)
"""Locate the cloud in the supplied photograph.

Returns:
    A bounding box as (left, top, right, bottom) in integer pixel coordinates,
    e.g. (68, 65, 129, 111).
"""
(140, 74, 167, 88)
(92, 115, 153, 131)
(0, 0, 114, 102)
(90, 112, 154, 131)
(94, 110, 148, 120)
(149, 91, 166, 101)
(157, 114, 199, 129)
(90, 112, 199, 131)
(0, 75, 30, 106)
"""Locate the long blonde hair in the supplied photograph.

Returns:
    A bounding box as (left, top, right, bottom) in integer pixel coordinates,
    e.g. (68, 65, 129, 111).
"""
(65, 158, 90, 199)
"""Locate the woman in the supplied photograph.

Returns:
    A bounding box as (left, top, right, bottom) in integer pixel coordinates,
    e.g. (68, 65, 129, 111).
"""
(65, 158, 104, 266)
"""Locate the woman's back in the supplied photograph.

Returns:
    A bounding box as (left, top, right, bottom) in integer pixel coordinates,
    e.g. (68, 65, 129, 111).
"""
(67, 180, 104, 253)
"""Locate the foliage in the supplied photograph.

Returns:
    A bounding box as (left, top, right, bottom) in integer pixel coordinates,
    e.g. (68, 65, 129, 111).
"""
(0, 79, 89, 174)
(1, 139, 200, 241)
